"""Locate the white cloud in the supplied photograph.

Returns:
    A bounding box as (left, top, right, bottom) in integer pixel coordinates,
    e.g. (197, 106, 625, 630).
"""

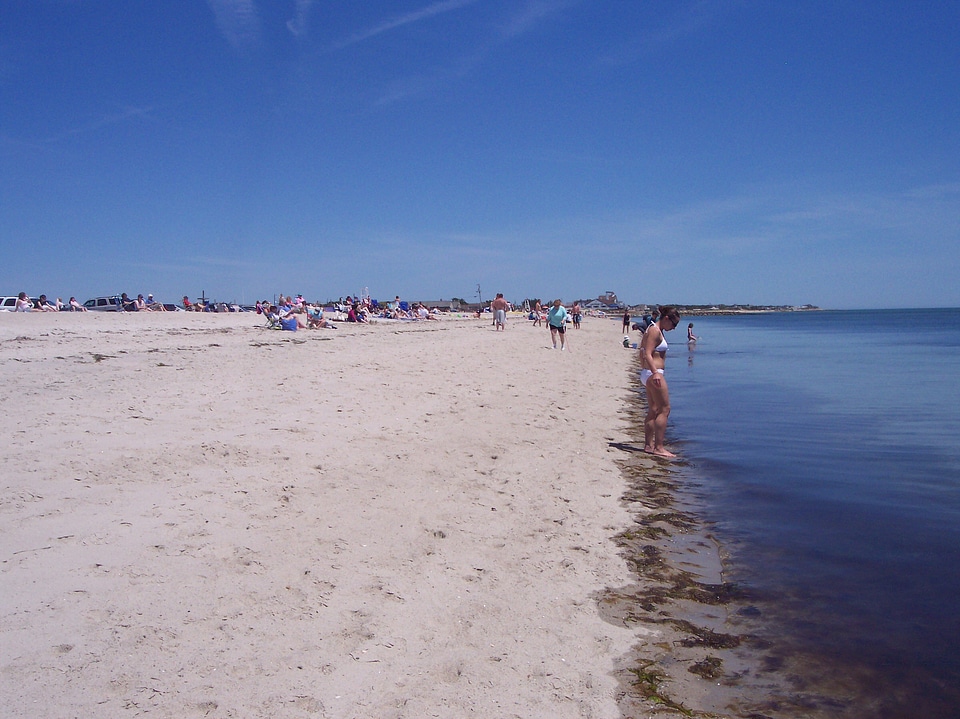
(207, 0, 260, 48)
(367, 0, 576, 105)
(331, 0, 480, 50)
(287, 0, 313, 37)
(499, 0, 579, 41)
(599, 0, 733, 67)
(43, 105, 156, 144)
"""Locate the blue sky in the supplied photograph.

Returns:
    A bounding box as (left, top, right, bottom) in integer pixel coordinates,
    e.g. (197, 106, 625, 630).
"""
(2, 1, 958, 308)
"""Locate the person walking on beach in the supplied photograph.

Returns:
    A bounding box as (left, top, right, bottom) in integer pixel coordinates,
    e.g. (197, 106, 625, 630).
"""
(640, 305, 681, 458)
(491, 293, 510, 331)
(547, 299, 568, 350)
(622, 310, 631, 333)
(572, 301, 582, 329)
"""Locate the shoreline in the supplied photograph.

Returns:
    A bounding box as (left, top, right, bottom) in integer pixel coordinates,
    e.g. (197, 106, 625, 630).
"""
(611, 336, 947, 719)
(2, 312, 642, 718)
(3, 310, 888, 717)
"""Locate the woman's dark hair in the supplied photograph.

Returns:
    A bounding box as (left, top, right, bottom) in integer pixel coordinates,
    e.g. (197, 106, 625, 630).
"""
(658, 305, 680, 322)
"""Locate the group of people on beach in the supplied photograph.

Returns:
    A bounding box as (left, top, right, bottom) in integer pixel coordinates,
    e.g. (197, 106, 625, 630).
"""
(259, 295, 337, 331)
(10, 292, 86, 312)
(8, 290, 250, 313)
(11, 291, 187, 312)
(258, 294, 442, 331)
(115, 293, 170, 311)
(488, 297, 583, 352)
(325, 294, 440, 322)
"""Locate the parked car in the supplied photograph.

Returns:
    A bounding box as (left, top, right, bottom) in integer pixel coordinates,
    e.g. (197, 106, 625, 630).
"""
(0, 295, 38, 311)
(83, 296, 122, 311)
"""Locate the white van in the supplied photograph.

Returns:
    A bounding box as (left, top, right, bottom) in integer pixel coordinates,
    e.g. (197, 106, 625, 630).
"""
(83, 296, 122, 311)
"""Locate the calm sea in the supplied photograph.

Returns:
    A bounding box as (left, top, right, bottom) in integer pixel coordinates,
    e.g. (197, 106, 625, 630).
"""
(652, 309, 960, 718)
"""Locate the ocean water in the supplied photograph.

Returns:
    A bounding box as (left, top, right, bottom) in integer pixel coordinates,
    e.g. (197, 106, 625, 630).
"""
(653, 309, 960, 717)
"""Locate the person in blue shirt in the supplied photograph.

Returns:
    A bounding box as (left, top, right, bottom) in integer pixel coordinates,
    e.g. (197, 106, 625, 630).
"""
(547, 299, 568, 350)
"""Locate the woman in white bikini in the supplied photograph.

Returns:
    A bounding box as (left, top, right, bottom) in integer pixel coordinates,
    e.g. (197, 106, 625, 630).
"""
(640, 305, 681, 457)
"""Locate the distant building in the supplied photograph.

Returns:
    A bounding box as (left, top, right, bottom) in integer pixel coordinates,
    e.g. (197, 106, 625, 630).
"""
(597, 290, 620, 308)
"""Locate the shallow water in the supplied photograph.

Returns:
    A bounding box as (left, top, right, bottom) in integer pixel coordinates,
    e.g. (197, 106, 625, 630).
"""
(650, 309, 960, 717)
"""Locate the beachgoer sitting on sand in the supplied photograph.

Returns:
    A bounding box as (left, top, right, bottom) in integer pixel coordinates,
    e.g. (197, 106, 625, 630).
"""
(278, 306, 305, 330)
(15, 292, 33, 312)
(36, 294, 58, 312)
(144, 294, 167, 311)
(182, 296, 194, 311)
(285, 295, 307, 314)
(68, 297, 87, 312)
(120, 293, 137, 311)
(347, 303, 368, 323)
(416, 303, 439, 320)
(263, 305, 281, 328)
(307, 305, 337, 329)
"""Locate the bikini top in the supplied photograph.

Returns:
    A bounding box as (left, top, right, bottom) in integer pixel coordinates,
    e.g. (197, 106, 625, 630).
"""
(647, 327, 667, 353)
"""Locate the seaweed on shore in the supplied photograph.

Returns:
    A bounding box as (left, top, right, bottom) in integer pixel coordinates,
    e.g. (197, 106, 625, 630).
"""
(689, 656, 724, 680)
(600, 370, 757, 718)
(671, 620, 741, 650)
(626, 662, 695, 716)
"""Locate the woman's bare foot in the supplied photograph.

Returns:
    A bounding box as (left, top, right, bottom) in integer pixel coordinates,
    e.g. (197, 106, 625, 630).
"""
(644, 447, 677, 458)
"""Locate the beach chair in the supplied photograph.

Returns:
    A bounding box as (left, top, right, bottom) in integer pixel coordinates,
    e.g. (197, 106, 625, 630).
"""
(263, 312, 282, 329)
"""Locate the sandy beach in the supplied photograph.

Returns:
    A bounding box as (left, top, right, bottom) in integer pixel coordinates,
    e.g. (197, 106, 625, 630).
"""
(0, 311, 673, 718)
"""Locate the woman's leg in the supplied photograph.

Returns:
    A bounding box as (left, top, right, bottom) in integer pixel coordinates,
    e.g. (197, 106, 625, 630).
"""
(643, 377, 675, 457)
(550, 327, 558, 348)
(643, 389, 659, 452)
